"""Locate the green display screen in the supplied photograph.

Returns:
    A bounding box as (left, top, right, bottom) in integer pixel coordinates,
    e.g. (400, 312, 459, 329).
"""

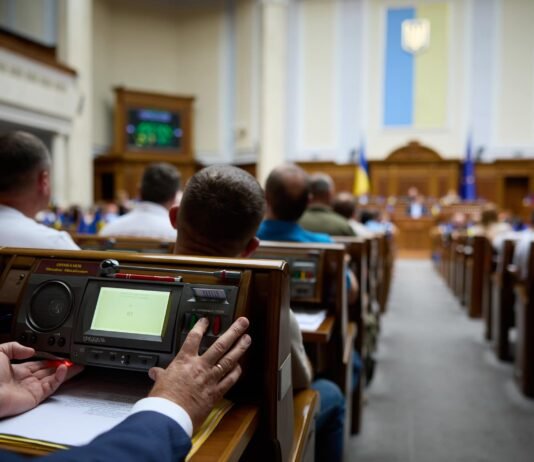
(91, 287, 170, 336)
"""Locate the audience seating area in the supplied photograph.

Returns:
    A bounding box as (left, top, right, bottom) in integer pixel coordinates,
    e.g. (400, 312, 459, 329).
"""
(0, 232, 395, 461)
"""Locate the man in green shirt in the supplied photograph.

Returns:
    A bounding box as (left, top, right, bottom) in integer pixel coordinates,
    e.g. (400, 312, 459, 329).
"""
(299, 173, 355, 237)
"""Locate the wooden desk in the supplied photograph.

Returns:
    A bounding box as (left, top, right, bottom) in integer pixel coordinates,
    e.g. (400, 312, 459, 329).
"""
(301, 315, 335, 343)
(190, 405, 260, 462)
(393, 217, 434, 257)
(290, 390, 319, 462)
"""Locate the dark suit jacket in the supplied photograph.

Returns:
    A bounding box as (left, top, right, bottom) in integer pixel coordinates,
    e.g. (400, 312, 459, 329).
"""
(0, 411, 191, 462)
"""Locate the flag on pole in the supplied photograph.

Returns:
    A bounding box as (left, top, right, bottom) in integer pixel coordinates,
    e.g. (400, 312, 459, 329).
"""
(353, 141, 370, 196)
(460, 134, 476, 201)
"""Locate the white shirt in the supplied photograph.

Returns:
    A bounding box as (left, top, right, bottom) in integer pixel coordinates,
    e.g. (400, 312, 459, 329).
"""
(0, 205, 79, 250)
(512, 229, 534, 280)
(131, 397, 193, 437)
(99, 202, 177, 241)
(348, 219, 374, 238)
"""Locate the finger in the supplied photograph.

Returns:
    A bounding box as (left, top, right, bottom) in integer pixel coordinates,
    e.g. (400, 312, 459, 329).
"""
(39, 365, 69, 401)
(64, 364, 84, 381)
(178, 318, 209, 357)
(212, 334, 251, 380)
(17, 360, 51, 374)
(33, 367, 58, 380)
(148, 367, 164, 381)
(0, 342, 35, 360)
(215, 365, 242, 397)
(202, 317, 249, 366)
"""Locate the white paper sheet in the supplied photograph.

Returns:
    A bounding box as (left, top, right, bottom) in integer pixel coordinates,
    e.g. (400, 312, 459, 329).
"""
(0, 370, 151, 446)
(294, 309, 327, 332)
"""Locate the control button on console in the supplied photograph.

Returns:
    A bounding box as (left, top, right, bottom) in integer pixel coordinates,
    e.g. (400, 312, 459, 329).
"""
(109, 353, 116, 362)
(18, 333, 27, 344)
(47, 336, 56, 346)
(212, 316, 221, 336)
(188, 314, 198, 331)
(57, 337, 66, 347)
(120, 354, 130, 365)
(29, 334, 37, 345)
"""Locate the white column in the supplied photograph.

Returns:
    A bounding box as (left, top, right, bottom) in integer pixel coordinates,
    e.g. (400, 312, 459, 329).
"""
(51, 133, 68, 207)
(257, 0, 288, 186)
(57, 0, 93, 206)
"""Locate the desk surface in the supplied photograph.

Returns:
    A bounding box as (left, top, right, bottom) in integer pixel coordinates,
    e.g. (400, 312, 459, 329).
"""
(190, 404, 259, 462)
(302, 315, 335, 344)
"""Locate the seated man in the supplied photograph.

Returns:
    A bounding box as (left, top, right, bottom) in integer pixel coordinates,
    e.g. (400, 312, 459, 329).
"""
(170, 165, 345, 462)
(0, 317, 250, 461)
(299, 173, 355, 237)
(99, 163, 180, 241)
(510, 211, 534, 280)
(332, 192, 374, 238)
(257, 164, 358, 302)
(0, 131, 79, 250)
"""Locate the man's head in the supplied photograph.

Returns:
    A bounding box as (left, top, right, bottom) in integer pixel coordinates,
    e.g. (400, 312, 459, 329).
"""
(140, 163, 181, 208)
(265, 164, 310, 221)
(171, 165, 265, 257)
(0, 131, 52, 216)
(332, 192, 356, 220)
(309, 173, 335, 205)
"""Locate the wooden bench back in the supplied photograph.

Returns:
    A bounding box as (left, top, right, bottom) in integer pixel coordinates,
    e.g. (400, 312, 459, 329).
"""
(72, 234, 175, 254)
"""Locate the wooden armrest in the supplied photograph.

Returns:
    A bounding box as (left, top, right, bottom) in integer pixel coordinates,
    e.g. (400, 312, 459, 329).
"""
(343, 322, 358, 365)
(290, 389, 319, 462)
(302, 316, 335, 344)
(190, 404, 259, 462)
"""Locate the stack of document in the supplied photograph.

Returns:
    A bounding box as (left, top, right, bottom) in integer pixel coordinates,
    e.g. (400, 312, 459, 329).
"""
(0, 369, 232, 459)
(294, 309, 327, 331)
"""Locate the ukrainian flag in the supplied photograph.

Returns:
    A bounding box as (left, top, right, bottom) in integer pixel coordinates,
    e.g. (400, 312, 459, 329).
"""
(353, 143, 370, 197)
(384, 4, 449, 128)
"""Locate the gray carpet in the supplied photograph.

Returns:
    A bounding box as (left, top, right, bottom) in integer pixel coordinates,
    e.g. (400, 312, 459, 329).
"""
(348, 259, 534, 462)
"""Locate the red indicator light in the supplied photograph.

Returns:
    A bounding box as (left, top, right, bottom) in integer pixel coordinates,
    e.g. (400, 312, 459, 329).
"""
(63, 360, 74, 367)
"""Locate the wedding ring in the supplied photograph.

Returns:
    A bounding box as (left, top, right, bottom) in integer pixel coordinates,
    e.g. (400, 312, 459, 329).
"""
(216, 363, 224, 374)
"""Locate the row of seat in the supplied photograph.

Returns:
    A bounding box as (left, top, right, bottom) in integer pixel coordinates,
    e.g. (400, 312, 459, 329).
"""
(0, 233, 394, 461)
(433, 233, 534, 399)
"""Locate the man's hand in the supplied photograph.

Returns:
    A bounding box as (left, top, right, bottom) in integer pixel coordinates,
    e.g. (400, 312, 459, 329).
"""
(148, 317, 251, 430)
(0, 342, 84, 418)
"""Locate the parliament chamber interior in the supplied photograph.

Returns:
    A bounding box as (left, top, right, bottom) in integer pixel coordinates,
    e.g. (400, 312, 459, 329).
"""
(1, 0, 534, 461)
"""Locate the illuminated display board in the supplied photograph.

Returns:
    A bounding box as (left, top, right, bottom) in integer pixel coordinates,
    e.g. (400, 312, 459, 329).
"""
(126, 108, 182, 150)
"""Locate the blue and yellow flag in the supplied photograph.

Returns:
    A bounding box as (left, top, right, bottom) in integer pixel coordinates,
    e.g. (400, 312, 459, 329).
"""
(353, 142, 370, 196)
(384, 4, 449, 128)
(460, 133, 476, 201)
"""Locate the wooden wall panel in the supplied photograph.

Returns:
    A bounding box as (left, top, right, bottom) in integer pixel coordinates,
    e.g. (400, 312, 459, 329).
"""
(231, 143, 534, 214)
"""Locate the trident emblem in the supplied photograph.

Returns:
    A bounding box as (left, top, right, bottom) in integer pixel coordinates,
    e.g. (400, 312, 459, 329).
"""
(401, 19, 431, 54)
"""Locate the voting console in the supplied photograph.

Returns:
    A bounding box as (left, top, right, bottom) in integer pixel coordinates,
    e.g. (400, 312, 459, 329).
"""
(10, 259, 239, 372)
(0, 248, 296, 461)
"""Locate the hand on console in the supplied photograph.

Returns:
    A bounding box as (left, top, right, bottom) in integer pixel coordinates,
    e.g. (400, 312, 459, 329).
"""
(0, 342, 84, 418)
(148, 316, 251, 430)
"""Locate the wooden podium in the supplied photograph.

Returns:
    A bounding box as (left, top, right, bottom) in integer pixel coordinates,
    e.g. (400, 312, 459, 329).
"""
(94, 88, 197, 202)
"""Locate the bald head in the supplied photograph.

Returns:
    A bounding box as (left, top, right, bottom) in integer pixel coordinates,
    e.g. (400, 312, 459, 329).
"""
(0, 131, 51, 194)
(177, 165, 265, 257)
(332, 192, 356, 219)
(0, 131, 52, 217)
(265, 164, 310, 221)
(309, 173, 335, 204)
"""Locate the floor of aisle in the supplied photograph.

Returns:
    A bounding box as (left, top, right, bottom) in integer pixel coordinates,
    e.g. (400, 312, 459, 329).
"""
(348, 259, 534, 462)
